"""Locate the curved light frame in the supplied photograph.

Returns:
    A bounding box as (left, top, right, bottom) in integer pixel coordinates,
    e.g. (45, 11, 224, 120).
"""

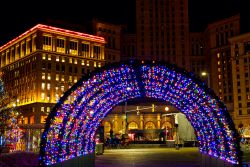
(39, 61, 240, 166)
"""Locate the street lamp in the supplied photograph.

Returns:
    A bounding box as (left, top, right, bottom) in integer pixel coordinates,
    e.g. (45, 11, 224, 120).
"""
(201, 72, 210, 88)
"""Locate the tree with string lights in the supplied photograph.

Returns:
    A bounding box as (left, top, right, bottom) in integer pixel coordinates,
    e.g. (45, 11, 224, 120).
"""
(0, 78, 23, 152)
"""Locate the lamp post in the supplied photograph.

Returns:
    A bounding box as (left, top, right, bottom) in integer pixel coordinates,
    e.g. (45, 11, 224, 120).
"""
(201, 72, 210, 88)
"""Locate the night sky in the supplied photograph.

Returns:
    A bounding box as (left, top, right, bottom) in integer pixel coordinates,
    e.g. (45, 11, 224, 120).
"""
(0, 0, 243, 46)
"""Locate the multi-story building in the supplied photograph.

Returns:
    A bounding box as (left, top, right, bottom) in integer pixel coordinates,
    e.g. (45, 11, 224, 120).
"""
(135, 0, 190, 70)
(0, 24, 105, 151)
(204, 14, 240, 115)
(92, 19, 122, 64)
(229, 33, 250, 128)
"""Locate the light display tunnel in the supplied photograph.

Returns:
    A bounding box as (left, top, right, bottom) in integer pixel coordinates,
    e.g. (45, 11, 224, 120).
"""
(39, 61, 241, 166)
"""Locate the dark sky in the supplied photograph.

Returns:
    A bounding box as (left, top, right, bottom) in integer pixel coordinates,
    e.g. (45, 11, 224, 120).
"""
(0, 0, 242, 46)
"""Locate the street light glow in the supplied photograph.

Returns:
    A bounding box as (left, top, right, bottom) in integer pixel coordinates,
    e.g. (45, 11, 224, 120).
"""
(201, 72, 207, 76)
(165, 106, 169, 112)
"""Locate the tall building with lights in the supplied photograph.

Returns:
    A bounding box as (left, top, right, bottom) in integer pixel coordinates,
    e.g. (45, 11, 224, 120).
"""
(92, 19, 122, 64)
(135, 0, 190, 70)
(229, 33, 250, 128)
(0, 24, 105, 150)
(205, 15, 240, 115)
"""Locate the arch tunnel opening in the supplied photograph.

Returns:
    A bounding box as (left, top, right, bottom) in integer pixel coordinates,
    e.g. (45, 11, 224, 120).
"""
(39, 60, 241, 166)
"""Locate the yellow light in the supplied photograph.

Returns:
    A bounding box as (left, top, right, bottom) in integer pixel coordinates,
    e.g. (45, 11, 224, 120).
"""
(165, 106, 169, 112)
(201, 72, 207, 76)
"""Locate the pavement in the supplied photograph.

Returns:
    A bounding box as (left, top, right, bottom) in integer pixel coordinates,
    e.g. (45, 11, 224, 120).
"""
(95, 147, 200, 167)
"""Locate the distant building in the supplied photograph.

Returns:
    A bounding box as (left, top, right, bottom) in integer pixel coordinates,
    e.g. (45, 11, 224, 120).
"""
(0, 24, 105, 151)
(92, 19, 122, 64)
(135, 0, 190, 70)
(205, 14, 240, 115)
(229, 33, 250, 128)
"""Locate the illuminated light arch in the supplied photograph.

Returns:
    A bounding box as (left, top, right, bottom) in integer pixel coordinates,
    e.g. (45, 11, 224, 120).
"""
(39, 61, 241, 166)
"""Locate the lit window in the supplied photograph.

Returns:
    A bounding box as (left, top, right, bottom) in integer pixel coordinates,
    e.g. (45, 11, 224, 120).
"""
(48, 55, 51, 60)
(41, 107, 45, 112)
(55, 94, 59, 101)
(43, 35, 52, 51)
(56, 56, 59, 62)
(74, 76, 77, 83)
(61, 86, 64, 92)
(98, 62, 101, 68)
(218, 75, 222, 79)
(56, 38, 65, 53)
(42, 54, 46, 60)
(94, 62, 97, 67)
(47, 107, 50, 113)
(217, 53, 220, 58)
(62, 57, 65, 62)
(47, 73, 51, 80)
(41, 116, 47, 123)
(41, 93, 45, 100)
(42, 73, 45, 80)
(30, 116, 34, 124)
(69, 58, 72, 63)
(69, 76, 72, 82)
(87, 60, 90, 66)
(69, 41, 78, 55)
(81, 60, 85, 65)
(82, 43, 89, 57)
(218, 61, 220, 65)
(41, 82, 45, 90)
(47, 83, 51, 90)
(61, 75, 64, 82)
(56, 74, 59, 81)
(74, 59, 77, 64)
(55, 87, 59, 91)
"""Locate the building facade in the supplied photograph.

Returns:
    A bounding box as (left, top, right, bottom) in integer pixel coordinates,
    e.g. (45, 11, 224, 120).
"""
(204, 15, 240, 115)
(0, 24, 105, 151)
(92, 19, 122, 64)
(229, 33, 250, 128)
(135, 0, 190, 70)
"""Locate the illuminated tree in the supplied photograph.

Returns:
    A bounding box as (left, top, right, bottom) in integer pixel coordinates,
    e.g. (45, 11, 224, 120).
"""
(0, 78, 23, 150)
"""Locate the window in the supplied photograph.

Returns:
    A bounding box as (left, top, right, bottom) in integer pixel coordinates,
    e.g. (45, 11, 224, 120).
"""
(47, 73, 51, 80)
(47, 83, 51, 90)
(56, 74, 59, 81)
(56, 56, 59, 62)
(93, 45, 101, 59)
(48, 55, 51, 60)
(69, 41, 78, 55)
(61, 86, 64, 92)
(128, 122, 138, 130)
(62, 57, 65, 62)
(87, 60, 90, 66)
(43, 35, 52, 51)
(74, 76, 77, 83)
(74, 59, 77, 64)
(82, 43, 89, 57)
(56, 38, 65, 53)
(61, 75, 64, 82)
(42, 73, 45, 80)
(42, 54, 46, 60)
(239, 110, 242, 115)
(41, 82, 45, 90)
(145, 121, 156, 129)
(41, 93, 45, 100)
(81, 60, 85, 65)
